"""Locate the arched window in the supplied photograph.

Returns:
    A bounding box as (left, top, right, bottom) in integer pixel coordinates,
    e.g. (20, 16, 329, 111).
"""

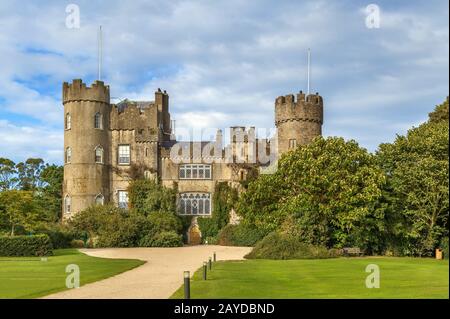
(94, 112, 103, 129)
(64, 195, 71, 214)
(65, 113, 71, 130)
(65, 147, 72, 163)
(95, 194, 104, 205)
(95, 146, 104, 164)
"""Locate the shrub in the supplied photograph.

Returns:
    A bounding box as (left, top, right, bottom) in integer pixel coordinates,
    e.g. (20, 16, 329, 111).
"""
(204, 236, 218, 245)
(152, 231, 183, 247)
(218, 224, 267, 246)
(245, 232, 340, 260)
(70, 239, 85, 248)
(0, 234, 53, 256)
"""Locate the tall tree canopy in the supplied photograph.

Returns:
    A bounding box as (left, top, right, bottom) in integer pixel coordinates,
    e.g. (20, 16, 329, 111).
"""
(377, 98, 449, 256)
(238, 137, 386, 251)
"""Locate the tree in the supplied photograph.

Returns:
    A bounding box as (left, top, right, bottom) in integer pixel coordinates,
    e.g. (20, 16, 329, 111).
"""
(376, 99, 449, 256)
(0, 190, 41, 236)
(128, 179, 177, 215)
(37, 164, 64, 221)
(238, 137, 386, 251)
(15, 158, 45, 190)
(0, 158, 17, 191)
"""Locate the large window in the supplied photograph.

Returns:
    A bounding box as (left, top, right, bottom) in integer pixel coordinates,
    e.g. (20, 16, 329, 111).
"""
(179, 193, 211, 216)
(118, 145, 130, 165)
(65, 147, 72, 163)
(95, 146, 104, 164)
(94, 112, 103, 129)
(118, 190, 128, 209)
(179, 164, 211, 179)
(64, 195, 71, 214)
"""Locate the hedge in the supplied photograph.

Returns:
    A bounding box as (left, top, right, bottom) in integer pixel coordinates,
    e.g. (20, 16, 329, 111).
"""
(245, 232, 341, 260)
(0, 234, 53, 257)
(217, 224, 267, 246)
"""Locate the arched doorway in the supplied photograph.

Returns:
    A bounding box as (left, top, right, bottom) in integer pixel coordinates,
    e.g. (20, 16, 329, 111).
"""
(187, 217, 202, 245)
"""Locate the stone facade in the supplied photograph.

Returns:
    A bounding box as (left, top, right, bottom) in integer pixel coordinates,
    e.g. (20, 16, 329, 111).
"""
(62, 80, 324, 229)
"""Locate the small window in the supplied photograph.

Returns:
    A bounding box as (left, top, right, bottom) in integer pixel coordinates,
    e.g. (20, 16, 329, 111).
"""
(144, 170, 152, 180)
(289, 139, 297, 149)
(95, 146, 104, 164)
(64, 195, 71, 214)
(65, 113, 71, 130)
(145, 148, 149, 157)
(179, 164, 212, 180)
(118, 190, 128, 209)
(118, 145, 130, 165)
(95, 194, 104, 205)
(66, 147, 72, 163)
(94, 112, 103, 129)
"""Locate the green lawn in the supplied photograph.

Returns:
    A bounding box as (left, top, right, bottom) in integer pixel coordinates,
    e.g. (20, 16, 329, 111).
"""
(171, 257, 449, 299)
(0, 249, 144, 299)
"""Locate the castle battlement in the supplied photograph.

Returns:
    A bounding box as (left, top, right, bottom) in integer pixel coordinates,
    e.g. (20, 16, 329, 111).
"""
(275, 91, 323, 126)
(63, 79, 110, 104)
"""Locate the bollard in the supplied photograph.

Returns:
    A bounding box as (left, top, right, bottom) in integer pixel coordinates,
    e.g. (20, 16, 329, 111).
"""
(208, 257, 212, 270)
(203, 262, 207, 280)
(213, 252, 216, 262)
(184, 271, 190, 299)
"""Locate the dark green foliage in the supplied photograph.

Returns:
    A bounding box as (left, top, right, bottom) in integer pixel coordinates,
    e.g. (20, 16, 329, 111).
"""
(40, 227, 75, 249)
(376, 99, 449, 256)
(217, 224, 267, 246)
(238, 137, 386, 251)
(198, 182, 238, 241)
(245, 232, 340, 260)
(140, 231, 183, 247)
(128, 179, 177, 215)
(70, 239, 85, 248)
(69, 205, 183, 248)
(0, 234, 53, 256)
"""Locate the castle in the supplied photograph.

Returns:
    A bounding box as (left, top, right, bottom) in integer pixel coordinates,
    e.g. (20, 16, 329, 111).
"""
(62, 79, 323, 242)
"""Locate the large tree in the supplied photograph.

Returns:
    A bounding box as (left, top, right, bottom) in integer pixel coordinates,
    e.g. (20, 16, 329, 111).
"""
(15, 158, 45, 191)
(0, 190, 41, 235)
(0, 158, 17, 191)
(238, 137, 386, 251)
(377, 98, 449, 256)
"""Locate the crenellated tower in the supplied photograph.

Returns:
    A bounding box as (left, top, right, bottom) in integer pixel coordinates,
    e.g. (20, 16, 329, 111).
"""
(62, 79, 111, 217)
(274, 91, 323, 155)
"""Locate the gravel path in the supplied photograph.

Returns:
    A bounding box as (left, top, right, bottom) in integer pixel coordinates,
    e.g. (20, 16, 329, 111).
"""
(43, 245, 252, 299)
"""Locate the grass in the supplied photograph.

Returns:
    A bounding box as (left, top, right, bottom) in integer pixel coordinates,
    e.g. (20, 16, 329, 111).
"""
(0, 249, 144, 299)
(171, 257, 449, 299)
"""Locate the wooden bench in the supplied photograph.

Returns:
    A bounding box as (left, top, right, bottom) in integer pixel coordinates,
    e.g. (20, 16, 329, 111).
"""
(342, 247, 363, 257)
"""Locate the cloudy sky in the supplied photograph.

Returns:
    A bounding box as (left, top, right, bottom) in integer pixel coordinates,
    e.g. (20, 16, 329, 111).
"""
(0, 0, 448, 164)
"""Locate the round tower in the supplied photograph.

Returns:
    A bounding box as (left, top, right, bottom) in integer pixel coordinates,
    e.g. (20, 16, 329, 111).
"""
(274, 91, 323, 155)
(62, 79, 111, 217)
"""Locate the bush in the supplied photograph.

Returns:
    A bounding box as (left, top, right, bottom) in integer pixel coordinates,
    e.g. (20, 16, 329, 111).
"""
(204, 236, 218, 245)
(152, 231, 183, 247)
(245, 232, 340, 260)
(0, 234, 53, 256)
(218, 224, 267, 246)
(70, 239, 85, 248)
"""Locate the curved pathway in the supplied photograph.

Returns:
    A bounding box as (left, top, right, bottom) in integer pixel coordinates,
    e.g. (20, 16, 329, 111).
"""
(43, 245, 251, 299)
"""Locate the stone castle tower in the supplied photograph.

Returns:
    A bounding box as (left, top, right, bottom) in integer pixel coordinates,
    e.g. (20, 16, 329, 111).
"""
(275, 91, 323, 155)
(63, 80, 111, 213)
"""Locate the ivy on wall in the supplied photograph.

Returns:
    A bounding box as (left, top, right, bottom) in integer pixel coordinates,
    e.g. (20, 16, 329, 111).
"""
(197, 182, 238, 242)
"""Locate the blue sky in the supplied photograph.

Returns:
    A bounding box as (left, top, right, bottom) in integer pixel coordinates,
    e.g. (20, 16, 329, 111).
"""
(0, 0, 448, 164)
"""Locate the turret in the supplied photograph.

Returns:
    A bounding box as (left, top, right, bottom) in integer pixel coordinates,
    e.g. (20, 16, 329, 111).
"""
(274, 90, 323, 155)
(62, 79, 111, 217)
